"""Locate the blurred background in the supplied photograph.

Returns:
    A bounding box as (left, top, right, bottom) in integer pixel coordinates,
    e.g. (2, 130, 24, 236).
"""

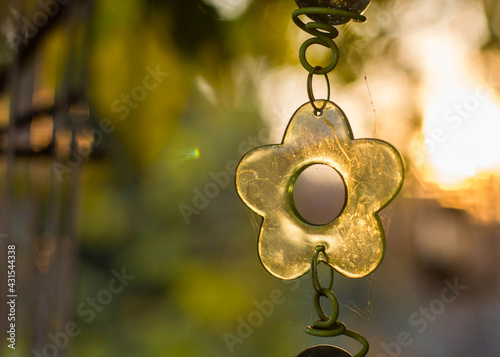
(0, 0, 499, 356)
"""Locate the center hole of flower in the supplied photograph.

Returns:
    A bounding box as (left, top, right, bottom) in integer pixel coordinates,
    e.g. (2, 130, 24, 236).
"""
(292, 164, 346, 225)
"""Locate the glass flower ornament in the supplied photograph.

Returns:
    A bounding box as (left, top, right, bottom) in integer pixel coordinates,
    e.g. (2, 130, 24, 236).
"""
(236, 101, 404, 280)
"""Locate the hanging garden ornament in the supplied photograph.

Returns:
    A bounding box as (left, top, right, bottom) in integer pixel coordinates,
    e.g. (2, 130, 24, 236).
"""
(236, 101, 404, 280)
(296, 345, 352, 357)
(235, 0, 404, 356)
(295, 0, 372, 25)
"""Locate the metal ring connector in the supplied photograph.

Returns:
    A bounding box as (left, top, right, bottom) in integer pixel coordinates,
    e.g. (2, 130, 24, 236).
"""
(311, 245, 334, 293)
(292, 7, 367, 75)
(313, 288, 340, 328)
(307, 68, 331, 116)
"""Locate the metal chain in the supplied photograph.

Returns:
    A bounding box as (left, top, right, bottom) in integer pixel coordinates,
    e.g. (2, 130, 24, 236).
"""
(292, 8, 366, 75)
(293, 8, 367, 115)
(306, 245, 369, 357)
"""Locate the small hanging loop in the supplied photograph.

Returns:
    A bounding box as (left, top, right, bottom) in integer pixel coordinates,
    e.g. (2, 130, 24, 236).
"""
(292, 7, 366, 75)
(312, 288, 341, 329)
(311, 245, 334, 293)
(307, 68, 331, 116)
(299, 29, 339, 74)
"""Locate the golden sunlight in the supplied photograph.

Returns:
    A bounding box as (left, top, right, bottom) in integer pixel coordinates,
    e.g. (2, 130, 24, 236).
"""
(414, 34, 500, 189)
(421, 81, 500, 186)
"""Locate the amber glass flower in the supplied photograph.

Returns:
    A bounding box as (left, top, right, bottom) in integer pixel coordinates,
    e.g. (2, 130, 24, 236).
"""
(236, 101, 404, 279)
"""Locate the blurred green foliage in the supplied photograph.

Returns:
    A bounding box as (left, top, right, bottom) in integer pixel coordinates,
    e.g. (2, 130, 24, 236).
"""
(72, 0, 500, 355)
(77, 1, 309, 355)
(3, 0, 500, 356)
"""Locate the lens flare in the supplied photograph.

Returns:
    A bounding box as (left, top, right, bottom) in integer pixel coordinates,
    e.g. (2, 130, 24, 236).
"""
(179, 147, 200, 161)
